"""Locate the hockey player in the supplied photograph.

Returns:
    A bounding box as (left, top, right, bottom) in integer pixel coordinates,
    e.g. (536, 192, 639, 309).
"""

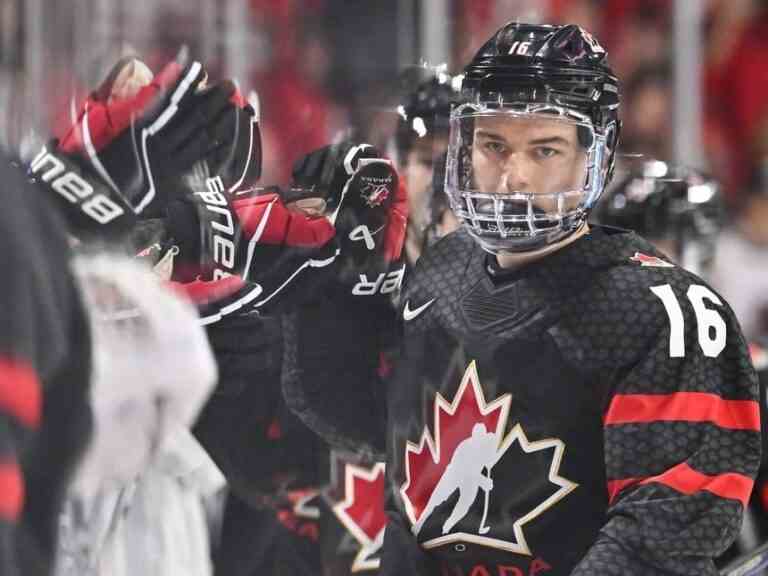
(36, 50, 408, 575)
(394, 70, 461, 266)
(386, 22, 761, 575)
(203, 140, 406, 576)
(0, 154, 92, 576)
(593, 161, 724, 277)
(24, 55, 237, 576)
(286, 23, 762, 575)
(297, 75, 462, 574)
(286, 73, 464, 575)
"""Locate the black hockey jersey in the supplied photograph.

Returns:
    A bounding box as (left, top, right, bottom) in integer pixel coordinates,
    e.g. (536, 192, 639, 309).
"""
(194, 311, 330, 576)
(194, 312, 327, 505)
(382, 226, 761, 576)
(316, 452, 387, 575)
(0, 157, 92, 576)
(716, 340, 768, 572)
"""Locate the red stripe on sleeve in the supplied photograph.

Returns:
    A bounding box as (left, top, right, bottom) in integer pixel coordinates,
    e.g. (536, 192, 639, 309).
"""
(0, 461, 24, 521)
(606, 478, 637, 504)
(0, 358, 42, 429)
(604, 392, 760, 431)
(607, 463, 754, 508)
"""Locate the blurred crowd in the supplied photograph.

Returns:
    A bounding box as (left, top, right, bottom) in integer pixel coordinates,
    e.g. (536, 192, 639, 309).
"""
(1, 0, 768, 200)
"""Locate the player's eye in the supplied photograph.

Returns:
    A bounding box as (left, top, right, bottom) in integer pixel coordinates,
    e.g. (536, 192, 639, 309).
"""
(483, 140, 509, 156)
(533, 146, 560, 160)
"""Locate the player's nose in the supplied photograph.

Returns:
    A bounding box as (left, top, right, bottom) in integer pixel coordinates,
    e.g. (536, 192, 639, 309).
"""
(498, 154, 530, 193)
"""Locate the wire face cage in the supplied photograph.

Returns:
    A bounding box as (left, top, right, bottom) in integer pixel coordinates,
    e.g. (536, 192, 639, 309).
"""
(445, 101, 615, 253)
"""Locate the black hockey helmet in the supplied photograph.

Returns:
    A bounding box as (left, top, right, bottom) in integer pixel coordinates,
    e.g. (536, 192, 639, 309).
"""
(445, 23, 622, 253)
(395, 68, 461, 160)
(594, 160, 724, 273)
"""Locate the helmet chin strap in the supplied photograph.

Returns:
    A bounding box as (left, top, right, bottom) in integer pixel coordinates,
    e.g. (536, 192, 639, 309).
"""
(493, 221, 590, 271)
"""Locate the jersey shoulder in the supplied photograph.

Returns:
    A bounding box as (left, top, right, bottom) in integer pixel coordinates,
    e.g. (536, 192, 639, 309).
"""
(571, 227, 723, 310)
(556, 229, 746, 373)
(590, 230, 735, 320)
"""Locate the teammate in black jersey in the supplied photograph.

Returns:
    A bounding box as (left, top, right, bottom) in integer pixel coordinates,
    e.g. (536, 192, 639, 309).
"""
(594, 160, 724, 278)
(394, 69, 461, 268)
(286, 22, 761, 575)
(0, 155, 92, 576)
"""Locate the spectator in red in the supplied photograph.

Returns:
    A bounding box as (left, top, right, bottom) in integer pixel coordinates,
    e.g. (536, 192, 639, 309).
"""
(250, 1, 339, 184)
(705, 0, 768, 200)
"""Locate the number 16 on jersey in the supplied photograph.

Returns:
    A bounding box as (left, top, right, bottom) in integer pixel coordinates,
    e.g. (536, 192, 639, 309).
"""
(651, 283, 727, 358)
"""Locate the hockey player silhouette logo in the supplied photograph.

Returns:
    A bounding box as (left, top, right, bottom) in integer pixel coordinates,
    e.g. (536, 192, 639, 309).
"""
(412, 423, 497, 536)
(401, 362, 578, 555)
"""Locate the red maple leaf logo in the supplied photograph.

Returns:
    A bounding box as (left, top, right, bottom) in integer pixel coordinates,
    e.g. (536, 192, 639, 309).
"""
(361, 182, 390, 207)
(400, 361, 578, 555)
(332, 462, 387, 572)
(630, 252, 674, 268)
(276, 489, 320, 542)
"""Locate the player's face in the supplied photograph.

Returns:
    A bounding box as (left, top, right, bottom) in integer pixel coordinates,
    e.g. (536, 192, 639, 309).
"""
(471, 115, 587, 212)
(403, 135, 448, 223)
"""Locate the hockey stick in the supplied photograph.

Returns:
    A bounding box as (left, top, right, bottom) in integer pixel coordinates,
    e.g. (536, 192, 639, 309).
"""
(479, 466, 492, 534)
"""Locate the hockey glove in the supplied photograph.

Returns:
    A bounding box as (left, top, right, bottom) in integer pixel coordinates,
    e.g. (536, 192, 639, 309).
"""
(34, 53, 262, 240)
(280, 141, 407, 456)
(289, 141, 408, 295)
(59, 53, 214, 215)
(161, 183, 336, 323)
(28, 141, 139, 239)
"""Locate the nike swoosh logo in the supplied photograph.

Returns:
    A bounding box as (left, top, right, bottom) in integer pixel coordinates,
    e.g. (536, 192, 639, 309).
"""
(403, 298, 436, 321)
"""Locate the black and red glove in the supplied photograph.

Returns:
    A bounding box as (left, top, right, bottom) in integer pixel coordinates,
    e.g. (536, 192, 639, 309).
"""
(281, 141, 408, 456)
(30, 53, 261, 240)
(288, 141, 408, 296)
(154, 183, 337, 323)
